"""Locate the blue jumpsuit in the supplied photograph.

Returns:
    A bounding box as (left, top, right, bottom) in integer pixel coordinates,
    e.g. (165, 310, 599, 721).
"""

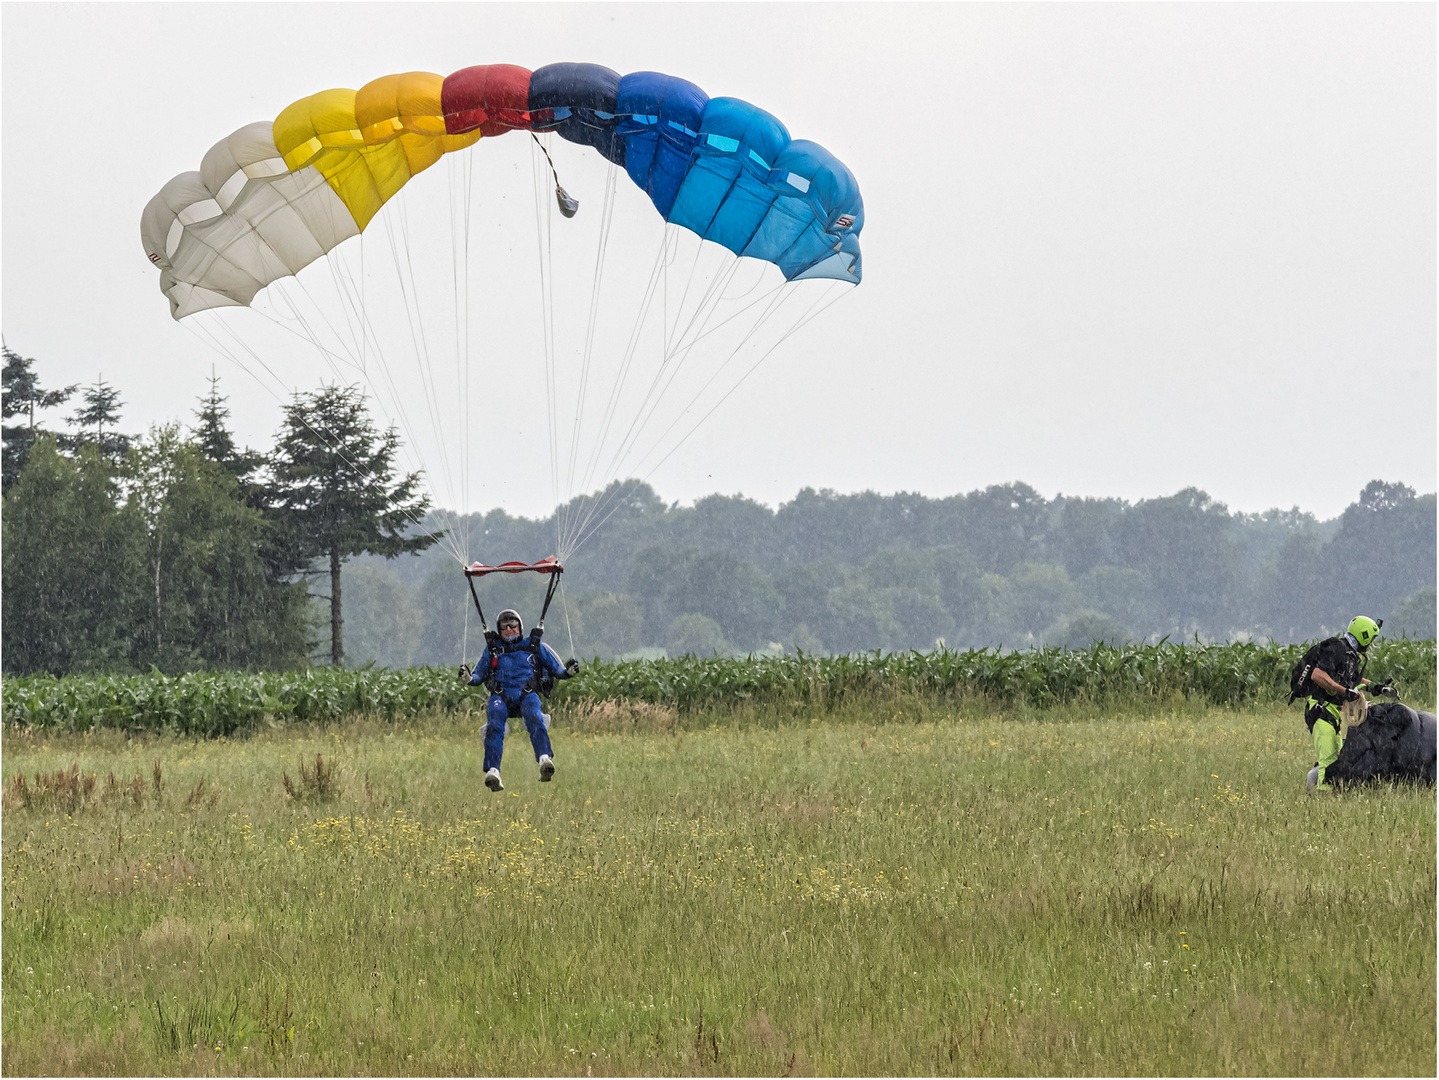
(469, 637, 570, 772)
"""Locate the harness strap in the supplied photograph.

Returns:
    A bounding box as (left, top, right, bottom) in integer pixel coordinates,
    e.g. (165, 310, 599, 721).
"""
(1305, 696, 1343, 731)
(486, 638, 551, 698)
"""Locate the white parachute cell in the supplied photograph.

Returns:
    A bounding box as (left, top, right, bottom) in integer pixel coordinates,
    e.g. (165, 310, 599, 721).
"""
(141, 122, 360, 319)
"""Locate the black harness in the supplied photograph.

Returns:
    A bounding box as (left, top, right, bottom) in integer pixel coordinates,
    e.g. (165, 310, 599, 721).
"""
(481, 630, 557, 702)
(1301, 636, 1367, 732)
(1293, 636, 1365, 704)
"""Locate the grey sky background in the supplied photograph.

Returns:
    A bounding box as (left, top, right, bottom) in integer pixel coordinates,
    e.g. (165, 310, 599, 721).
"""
(2, 1, 1434, 525)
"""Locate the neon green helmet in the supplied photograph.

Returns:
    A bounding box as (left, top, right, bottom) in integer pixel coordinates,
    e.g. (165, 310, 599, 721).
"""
(1347, 615, 1382, 650)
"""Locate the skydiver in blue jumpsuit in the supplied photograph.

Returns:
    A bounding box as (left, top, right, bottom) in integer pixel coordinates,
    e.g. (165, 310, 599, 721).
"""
(465, 608, 579, 791)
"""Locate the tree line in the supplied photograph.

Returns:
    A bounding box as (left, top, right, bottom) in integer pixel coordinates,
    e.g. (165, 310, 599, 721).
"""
(2, 346, 434, 675)
(4, 346, 1433, 675)
(347, 476, 1435, 667)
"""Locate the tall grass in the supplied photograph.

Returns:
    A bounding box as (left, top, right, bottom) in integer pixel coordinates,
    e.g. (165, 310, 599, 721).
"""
(4, 638, 1433, 735)
(1, 702, 1433, 1075)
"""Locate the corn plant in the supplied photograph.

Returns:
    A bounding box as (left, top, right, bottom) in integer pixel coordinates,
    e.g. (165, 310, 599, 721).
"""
(3, 638, 1432, 734)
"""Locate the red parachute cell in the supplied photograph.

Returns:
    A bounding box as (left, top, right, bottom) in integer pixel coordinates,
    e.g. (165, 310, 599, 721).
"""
(442, 64, 534, 136)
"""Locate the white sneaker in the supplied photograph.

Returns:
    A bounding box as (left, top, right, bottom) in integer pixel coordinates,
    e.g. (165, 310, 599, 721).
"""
(538, 754, 555, 782)
(484, 767, 504, 792)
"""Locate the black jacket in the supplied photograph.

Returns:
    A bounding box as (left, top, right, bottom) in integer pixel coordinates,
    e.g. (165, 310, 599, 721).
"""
(1309, 634, 1363, 708)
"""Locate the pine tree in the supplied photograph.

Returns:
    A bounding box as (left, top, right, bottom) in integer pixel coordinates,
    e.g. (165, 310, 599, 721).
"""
(1, 345, 77, 491)
(270, 385, 442, 665)
(189, 373, 306, 588)
(192, 373, 265, 485)
(69, 375, 131, 461)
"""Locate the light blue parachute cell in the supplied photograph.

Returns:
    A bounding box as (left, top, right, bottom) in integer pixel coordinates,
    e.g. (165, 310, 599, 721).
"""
(669, 96, 863, 283)
(603, 75, 861, 284)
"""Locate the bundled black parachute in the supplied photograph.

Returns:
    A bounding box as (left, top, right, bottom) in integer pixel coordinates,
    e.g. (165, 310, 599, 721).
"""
(1326, 701, 1437, 787)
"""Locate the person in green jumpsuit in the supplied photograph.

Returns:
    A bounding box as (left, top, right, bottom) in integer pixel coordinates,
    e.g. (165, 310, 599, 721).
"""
(1303, 616, 1381, 791)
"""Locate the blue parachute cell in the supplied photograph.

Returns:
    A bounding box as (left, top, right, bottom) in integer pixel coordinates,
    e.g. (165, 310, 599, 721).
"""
(616, 71, 709, 219)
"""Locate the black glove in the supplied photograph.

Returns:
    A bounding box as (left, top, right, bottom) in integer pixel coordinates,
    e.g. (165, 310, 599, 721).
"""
(1344, 688, 1361, 702)
(458, 665, 471, 683)
(565, 658, 581, 677)
(1369, 679, 1397, 697)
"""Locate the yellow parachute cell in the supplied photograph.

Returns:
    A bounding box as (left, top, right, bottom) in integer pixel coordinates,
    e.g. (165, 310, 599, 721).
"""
(273, 75, 479, 230)
(140, 71, 480, 318)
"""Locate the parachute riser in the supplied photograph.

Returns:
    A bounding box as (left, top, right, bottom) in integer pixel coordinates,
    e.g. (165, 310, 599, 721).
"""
(466, 574, 490, 633)
(537, 568, 563, 632)
(461, 559, 564, 634)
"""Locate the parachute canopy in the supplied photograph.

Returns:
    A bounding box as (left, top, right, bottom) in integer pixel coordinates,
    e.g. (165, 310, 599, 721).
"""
(1330, 701, 1437, 786)
(141, 61, 863, 319)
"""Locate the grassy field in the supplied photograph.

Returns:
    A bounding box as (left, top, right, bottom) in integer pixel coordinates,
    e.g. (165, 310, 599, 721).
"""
(2, 695, 1434, 1076)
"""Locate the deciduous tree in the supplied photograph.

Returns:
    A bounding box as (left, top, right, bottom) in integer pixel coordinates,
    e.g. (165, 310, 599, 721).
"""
(127, 426, 315, 671)
(1316, 481, 1437, 628)
(1, 439, 144, 673)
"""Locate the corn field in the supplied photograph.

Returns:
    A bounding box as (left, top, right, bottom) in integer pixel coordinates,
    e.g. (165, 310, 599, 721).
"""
(580, 637, 1436, 712)
(3, 638, 1433, 735)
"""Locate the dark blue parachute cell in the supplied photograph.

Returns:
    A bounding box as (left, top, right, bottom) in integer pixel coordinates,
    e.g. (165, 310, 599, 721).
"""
(529, 62, 626, 167)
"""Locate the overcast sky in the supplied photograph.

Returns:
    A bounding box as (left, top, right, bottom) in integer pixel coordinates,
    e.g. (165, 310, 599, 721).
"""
(2, 1, 1434, 526)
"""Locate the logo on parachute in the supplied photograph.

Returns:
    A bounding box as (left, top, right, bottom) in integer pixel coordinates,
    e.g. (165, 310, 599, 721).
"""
(148, 252, 162, 265)
(835, 214, 855, 230)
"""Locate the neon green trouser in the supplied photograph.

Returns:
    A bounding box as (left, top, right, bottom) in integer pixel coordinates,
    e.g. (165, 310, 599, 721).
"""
(1309, 708, 1342, 789)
